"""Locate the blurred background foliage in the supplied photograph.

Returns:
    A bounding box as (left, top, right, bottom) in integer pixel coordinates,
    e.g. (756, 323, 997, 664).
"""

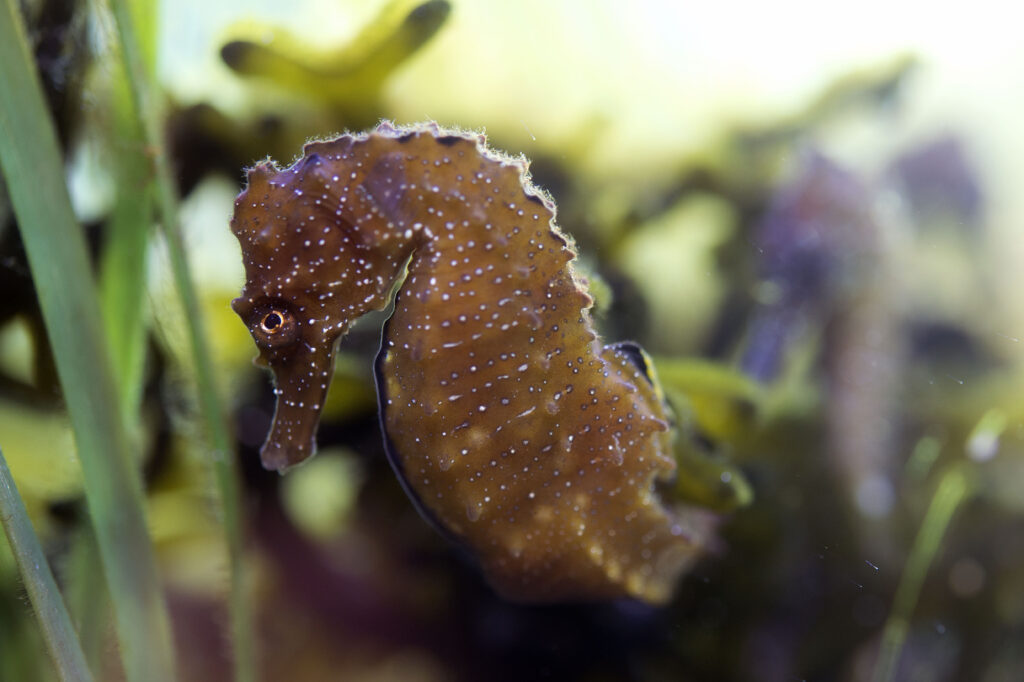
(2, 0, 1024, 679)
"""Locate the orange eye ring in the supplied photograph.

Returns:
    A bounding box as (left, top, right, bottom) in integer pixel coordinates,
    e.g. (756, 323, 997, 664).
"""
(255, 308, 297, 347)
(260, 310, 287, 334)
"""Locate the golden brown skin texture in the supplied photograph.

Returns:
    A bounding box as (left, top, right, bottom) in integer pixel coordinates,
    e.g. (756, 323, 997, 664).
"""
(231, 122, 700, 603)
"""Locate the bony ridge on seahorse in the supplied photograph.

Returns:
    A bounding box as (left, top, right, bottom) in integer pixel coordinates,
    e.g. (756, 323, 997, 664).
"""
(230, 121, 708, 604)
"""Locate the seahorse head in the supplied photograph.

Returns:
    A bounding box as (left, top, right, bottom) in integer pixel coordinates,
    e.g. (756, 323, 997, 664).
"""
(230, 142, 415, 470)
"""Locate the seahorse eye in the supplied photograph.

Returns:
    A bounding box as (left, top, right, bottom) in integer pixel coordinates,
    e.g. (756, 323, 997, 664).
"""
(261, 310, 286, 333)
(251, 305, 298, 348)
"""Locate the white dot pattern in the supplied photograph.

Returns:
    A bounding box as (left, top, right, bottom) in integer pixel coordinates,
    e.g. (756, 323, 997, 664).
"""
(230, 122, 699, 603)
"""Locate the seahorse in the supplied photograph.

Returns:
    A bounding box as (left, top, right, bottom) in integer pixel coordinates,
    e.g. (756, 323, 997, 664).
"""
(230, 122, 702, 603)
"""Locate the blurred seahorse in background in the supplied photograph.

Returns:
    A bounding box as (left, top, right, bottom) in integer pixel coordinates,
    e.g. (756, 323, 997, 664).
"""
(230, 122, 706, 603)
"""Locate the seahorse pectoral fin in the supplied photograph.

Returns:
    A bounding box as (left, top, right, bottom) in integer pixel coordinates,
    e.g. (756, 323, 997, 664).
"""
(261, 342, 337, 471)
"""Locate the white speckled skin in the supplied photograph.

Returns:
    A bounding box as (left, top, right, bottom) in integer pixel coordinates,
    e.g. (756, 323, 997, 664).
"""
(231, 122, 701, 603)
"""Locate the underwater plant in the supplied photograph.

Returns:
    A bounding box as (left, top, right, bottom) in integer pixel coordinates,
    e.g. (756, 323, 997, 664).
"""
(230, 121, 708, 603)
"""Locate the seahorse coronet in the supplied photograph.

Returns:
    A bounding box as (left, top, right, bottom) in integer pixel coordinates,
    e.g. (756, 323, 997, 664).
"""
(231, 120, 704, 603)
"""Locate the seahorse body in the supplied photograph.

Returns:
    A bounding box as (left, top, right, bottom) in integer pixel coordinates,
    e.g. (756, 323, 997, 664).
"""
(231, 122, 700, 603)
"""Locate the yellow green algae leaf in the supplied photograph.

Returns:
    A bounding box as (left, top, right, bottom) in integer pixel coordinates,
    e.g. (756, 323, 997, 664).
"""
(671, 438, 754, 513)
(615, 195, 735, 353)
(281, 448, 364, 541)
(0, 398, 81, 527)
(653, 357, 761, 512)
(221, 0, 450, 118)
(656, 357, 764, 447)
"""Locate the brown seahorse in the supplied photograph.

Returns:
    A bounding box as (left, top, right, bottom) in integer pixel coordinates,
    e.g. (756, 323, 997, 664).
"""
(231, 122, 702, 603)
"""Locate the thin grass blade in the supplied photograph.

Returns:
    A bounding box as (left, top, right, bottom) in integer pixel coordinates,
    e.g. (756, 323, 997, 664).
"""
(0, 447, 94, 682)
(0, 2, 177, 681)
(871, 464, 971, 682)
(104, 1, 256, 679)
